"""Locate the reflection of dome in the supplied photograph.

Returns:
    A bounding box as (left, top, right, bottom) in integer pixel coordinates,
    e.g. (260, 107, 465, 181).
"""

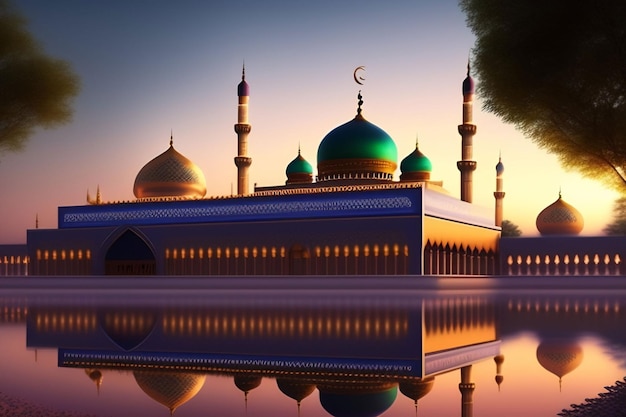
(536, 193, 584, 235)
(399, 377, 434, 405)
(234, 374, 262, 395)
(134, 371, 206, 415)
(276, 378, 316, 407)
(536, 339, 583, 390)
(317, 381, 397, 417)
(133, 137, 207, 200)
(84, 368, 103, 394)
(286, 150, 313, 184)
(400, 144, 432, 181)
(317, 110, 397, 182)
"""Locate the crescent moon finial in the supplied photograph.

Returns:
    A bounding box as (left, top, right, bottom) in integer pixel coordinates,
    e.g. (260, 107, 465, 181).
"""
(353, 66, 365, 85)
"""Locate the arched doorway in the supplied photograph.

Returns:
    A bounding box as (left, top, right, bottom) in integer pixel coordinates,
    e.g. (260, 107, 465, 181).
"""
(105, 230, 156, 275)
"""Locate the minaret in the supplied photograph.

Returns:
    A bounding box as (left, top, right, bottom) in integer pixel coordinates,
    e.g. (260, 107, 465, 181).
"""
(494, 155, 505, 226)
(457, 61, 477, 203)
(234, 64, 252, 195)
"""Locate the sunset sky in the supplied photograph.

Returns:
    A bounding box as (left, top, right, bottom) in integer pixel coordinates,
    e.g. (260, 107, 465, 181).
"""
(0, 0, 619, 244)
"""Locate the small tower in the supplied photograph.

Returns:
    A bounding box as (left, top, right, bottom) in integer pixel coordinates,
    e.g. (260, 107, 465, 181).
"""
(457, 60, 477, 203)
(494, 155, 505, 226)
(234, 64, 252, 195)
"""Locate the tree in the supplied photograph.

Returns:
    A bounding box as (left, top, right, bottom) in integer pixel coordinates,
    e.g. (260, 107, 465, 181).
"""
(0, 0, 80, 156)
(603, 197, 626, 235)
(501, 219, 522, 237)
(459, 1, 626, 193)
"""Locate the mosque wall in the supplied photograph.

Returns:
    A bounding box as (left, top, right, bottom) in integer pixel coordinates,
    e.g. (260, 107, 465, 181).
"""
(500, 236, 626, 276)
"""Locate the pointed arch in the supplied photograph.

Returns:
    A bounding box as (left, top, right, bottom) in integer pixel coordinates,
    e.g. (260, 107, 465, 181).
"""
(103, 228, 156, 275)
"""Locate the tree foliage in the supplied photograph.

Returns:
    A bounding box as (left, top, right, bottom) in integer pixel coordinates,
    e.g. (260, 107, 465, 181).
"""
(501, 219, 522, 237)
(460, 0, 626, 192)
(0, 0, 80, 156)
(603, 197, 626, 235)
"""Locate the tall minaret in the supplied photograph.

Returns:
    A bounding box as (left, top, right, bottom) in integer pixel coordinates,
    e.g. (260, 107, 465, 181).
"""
(234, 65, 252, 195)
(457, 61, 477, 203)
(494, 155, 505, 227)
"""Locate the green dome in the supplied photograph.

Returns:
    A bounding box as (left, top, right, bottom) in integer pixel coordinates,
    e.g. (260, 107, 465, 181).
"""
(286, 152, 313, 176)
(318, 115, 397, 163)
(317, 114, 398, 181)
(400, 146, 432, 174)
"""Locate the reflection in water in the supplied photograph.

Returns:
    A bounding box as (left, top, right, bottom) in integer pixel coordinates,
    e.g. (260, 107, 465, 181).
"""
(22, 293, 499, 416)
(536, 339, 583, 391)
(0, 287, 625, 416)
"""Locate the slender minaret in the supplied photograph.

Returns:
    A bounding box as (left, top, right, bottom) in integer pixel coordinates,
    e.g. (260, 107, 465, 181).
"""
(494, 155, 505, 226)
(234, 64, 252, 195)
(457, 61, 477, 203)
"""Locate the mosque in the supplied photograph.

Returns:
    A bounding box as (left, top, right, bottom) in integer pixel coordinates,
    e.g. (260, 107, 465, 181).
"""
(1, 64, 623, 277)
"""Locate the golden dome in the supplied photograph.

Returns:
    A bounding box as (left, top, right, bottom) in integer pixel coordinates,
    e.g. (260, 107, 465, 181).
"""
(133, 137, 206, 200)
(536, 193, 584, 235)
(133, 370, 206, 415)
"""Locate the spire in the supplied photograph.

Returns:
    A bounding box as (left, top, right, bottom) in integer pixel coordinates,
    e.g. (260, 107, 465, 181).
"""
(242, 61, 245, 81)
(170, 130, 173, 147)
(35, 213, 39, 229)
(356, 90, 364, 117)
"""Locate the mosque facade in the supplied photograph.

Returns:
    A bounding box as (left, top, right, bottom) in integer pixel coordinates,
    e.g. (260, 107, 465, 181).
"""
(17, 66, 503, 277)
(1, 65, 623, 277)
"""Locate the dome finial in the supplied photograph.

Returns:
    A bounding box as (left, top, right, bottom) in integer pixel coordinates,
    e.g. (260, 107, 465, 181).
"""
(170, 130, 173, 147)
(357, 90, 364, 116)
(467, 54, 471, 77)
(242, 61, 246, 81)
(415, 132, 419, 148)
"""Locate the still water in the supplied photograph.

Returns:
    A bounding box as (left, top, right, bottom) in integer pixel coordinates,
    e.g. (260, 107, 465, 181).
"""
(1, 276, 625, 417)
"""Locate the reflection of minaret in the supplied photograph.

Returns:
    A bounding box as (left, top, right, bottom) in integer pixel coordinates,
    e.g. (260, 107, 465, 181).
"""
(494, 155, 505, 227)
(234, 64, 252, 195)
(457, 60, 477, 203)
(458, 366, 475, 417)
(399, 377, 434, 416)
(494, 354, 504, 391)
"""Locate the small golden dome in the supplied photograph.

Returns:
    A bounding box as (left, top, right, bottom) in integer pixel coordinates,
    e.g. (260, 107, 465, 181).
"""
(536, 193, 584, 235)
(133, 137, 206, 200)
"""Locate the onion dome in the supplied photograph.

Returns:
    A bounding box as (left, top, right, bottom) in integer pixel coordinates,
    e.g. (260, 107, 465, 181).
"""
(462, 60, 475, 96)
(133, 371, 206, 415)
(495, 156, 504, 175)
(238, 64, 249, 96)
(317, 380, 397, 417)
(536, 192, 584, 235)
(286, 148, 313, 184)
(400, 142, 432, 181)
(317, 92, 397, 182)
(536, 339, 583, 391)
(133, 136, 207, 200)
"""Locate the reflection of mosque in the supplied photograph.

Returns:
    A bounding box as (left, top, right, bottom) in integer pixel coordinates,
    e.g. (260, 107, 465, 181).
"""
(23, 295, 500, 416)
(2, 292, 626, 415)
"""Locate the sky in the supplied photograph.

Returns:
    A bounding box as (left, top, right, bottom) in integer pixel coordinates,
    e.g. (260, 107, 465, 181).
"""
(0, 0, 619, 244)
